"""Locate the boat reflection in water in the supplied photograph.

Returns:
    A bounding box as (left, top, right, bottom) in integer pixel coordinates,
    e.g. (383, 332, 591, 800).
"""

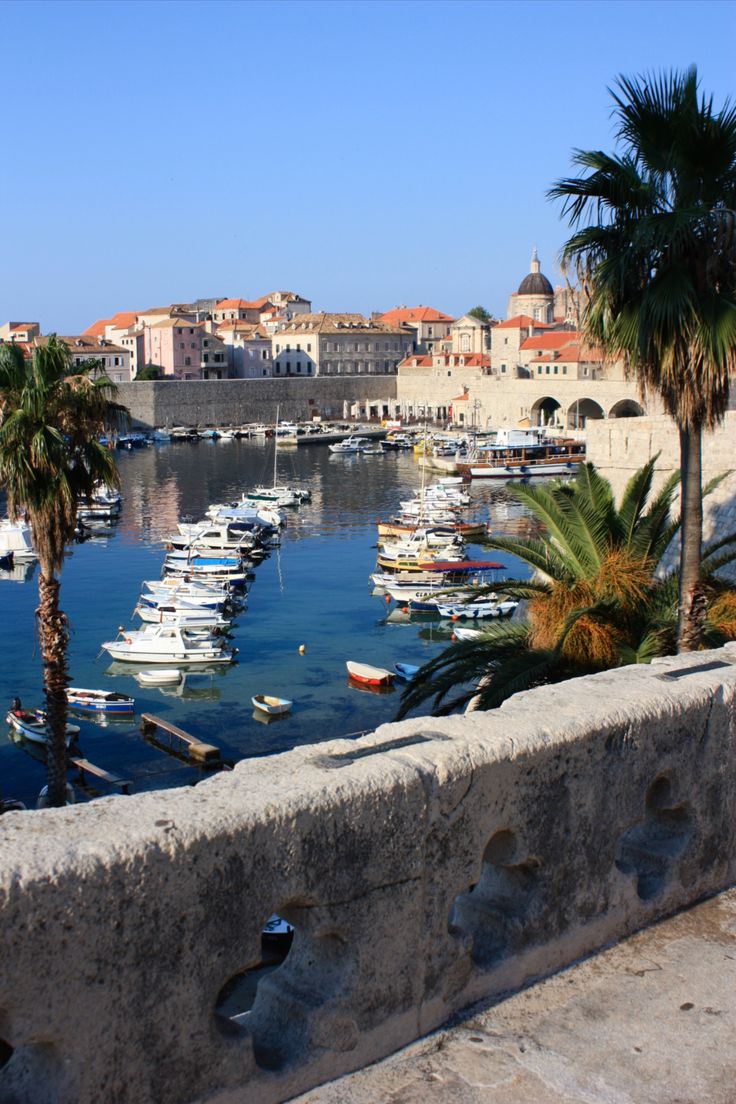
(251, 708, 289, 725)
(346, 677, 396, 695)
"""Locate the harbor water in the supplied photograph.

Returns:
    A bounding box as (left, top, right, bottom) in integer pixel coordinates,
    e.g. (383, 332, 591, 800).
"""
(0, 438, 533, 807)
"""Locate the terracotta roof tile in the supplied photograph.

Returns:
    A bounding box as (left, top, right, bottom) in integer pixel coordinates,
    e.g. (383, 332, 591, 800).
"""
(379, 306, 455, 324)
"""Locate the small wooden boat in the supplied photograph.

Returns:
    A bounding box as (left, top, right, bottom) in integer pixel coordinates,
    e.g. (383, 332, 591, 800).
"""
(67, 687, 135, 714)
(252, 694, 293, 716)
(346, 661, 395, 686)
(136, 669, 183, 686)
(6, 707, 80, 746)
(394, 662, 420, 681)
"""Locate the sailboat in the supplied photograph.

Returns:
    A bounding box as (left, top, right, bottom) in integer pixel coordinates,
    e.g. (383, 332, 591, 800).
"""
(248, 404, 311, 505)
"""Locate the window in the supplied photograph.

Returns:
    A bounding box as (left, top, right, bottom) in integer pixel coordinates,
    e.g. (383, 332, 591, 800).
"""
(501, 363, 507, 373)
(461, 334, 471, 352)
(203, 339, 209, 347)
(262, 350, 268, 359)
(189, 328, 193, 334)
(545, 365, 550, 374)
(447, 370, 451, 377)
(286, 361, 291, 371)
(179, 342, 185, 349)
(176, 328, 182, 335)
(307, 363, 312, 374)
(428, 326, 434, 337)
(185, 356, 191, 366)
(297, 364, 301, 373)
(562, 366, 567, 375)
(190, 342, 196, 349)
(537, 366, 542, 374)
(583, 367, 589, 376)
(203, 353, 209, 364)
(276, 345, 281, 353)
(307, 344, 311, 352)
(553, 365, 558, 375)
(275, 364, 280, 374)
(504, 337, 508, 345)
(296, 343, 301, 351)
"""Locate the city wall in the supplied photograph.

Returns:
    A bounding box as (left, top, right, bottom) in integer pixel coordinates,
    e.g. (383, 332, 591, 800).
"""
(587, 412, 736, 575)
(1, 648, 735, 1104)
(116, 378, 399, 430)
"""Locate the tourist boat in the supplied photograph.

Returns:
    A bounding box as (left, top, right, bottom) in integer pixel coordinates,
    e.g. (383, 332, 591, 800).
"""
(394, 662, 420, 681)
(136, 669, 183, 686)
(101, 624, 236, 665)
(328, 436, 372, 454)
(435, 598, 519, 620)
(251, 694, 293, 716)
(142, 580, 236, 608)
(6, 705, 80, 746)
(455, 428, 585, 479)
(376, 544, 468, 572)
(0, 519, 37, 562)
(66, 688, 135, 714)
(379, 528, 465, 554)
(346, 661, 395, 686)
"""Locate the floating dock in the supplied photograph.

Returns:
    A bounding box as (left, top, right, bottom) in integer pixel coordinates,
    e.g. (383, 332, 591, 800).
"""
(139, 713, 222, 766)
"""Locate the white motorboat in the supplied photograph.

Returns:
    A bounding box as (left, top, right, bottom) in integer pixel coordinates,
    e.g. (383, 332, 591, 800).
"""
(134, 603, 232, 629)
(0, 519, 37, 562)
(6, 705, 80, 745)
(207, 503, 285, 529)
(329, 436, 372, 454)
(166, 524, 257, 555)
(435, 598, 519, 620)
(142, 577, 235, 600)
(101, 624, 236, 665)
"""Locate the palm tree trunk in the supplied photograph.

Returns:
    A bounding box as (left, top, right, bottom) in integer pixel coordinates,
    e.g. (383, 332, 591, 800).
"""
(37, 570, 70, 807)
(677, 424, 706, 652)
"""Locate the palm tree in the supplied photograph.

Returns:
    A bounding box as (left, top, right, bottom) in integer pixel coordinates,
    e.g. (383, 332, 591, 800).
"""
(0, 337, 127, 806)
(396, 461, 736, 718)
(549, 67, 736, 651)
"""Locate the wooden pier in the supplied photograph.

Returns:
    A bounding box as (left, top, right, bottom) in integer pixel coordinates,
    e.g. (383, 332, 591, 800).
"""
(140, 713, 222, 766)
(69, 757, 132, 794)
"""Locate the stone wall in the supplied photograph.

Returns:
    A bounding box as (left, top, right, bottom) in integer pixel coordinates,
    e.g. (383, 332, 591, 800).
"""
(587, 413, 736, 574)
(1, 648, 735, 1104)
(117, 377, 399, 430)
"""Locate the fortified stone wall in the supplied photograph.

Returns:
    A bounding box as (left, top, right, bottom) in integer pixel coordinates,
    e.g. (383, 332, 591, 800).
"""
(1, 648, 735, 1104)
(116, 377, 399, 430)
(587, 413, 736, 576)
(396, 371, 660, 428)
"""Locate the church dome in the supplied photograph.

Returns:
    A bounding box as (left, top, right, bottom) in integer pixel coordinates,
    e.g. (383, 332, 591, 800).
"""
(516, 249, 553, 296)
(517, 270, 553, 296)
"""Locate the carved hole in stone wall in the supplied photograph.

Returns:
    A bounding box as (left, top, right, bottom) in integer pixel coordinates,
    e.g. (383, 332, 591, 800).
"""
(615, 775, 692, 901)
(448, 829, 542, 969)
(248, 928, 352, 1072)
(0, 1038, 13, 1071)
(215, 914, 294, 1029)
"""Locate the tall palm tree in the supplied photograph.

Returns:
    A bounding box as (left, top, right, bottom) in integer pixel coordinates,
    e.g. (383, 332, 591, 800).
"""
(396, 461, 736, 718)
(0, 337, 127, 806)
(549, 67, 736, 651)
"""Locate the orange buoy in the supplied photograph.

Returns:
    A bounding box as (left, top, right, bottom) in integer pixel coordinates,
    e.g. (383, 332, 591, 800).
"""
(298, 644, 306, 655)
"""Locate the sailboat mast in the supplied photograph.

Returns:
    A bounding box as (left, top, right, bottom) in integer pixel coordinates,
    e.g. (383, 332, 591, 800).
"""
(274, 403, 279, 489)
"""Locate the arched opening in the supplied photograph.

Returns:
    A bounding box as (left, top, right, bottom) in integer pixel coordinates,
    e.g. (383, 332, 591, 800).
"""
(567, 398, 605, 429)
(530, 396, 562, 428)
(608, 399, 645, 419)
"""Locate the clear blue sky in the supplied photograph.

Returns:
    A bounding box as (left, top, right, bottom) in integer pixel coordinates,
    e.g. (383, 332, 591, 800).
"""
(2, 0, 734, 332)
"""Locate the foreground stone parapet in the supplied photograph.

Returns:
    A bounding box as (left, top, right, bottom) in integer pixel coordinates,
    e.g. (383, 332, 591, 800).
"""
(1, 648, 735, 1104)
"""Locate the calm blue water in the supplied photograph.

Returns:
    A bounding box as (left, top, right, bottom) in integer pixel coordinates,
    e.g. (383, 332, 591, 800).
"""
(0, 439, 532, 806)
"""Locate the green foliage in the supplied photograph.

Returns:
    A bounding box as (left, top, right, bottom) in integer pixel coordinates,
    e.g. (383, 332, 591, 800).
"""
(136, 364, 161, 380)
(467, 306, 492, 323)
(397, 461, 736, 719)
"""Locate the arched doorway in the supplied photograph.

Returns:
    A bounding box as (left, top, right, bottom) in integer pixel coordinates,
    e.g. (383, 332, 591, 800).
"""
(567, 398, 605, 429)
(608, 399, 645, 418)
(531, 396, 562, 427)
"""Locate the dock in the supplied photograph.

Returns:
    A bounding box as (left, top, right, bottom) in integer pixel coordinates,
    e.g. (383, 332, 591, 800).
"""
(140, 713, 222, 766)
(69, 757, 132, 794)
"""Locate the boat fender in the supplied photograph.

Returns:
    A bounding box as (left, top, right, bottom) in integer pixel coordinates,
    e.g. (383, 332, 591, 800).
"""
(384, 594, 391, 603)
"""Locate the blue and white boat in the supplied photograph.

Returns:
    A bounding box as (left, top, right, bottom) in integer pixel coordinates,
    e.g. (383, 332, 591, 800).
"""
(67, 688, 135, 715)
